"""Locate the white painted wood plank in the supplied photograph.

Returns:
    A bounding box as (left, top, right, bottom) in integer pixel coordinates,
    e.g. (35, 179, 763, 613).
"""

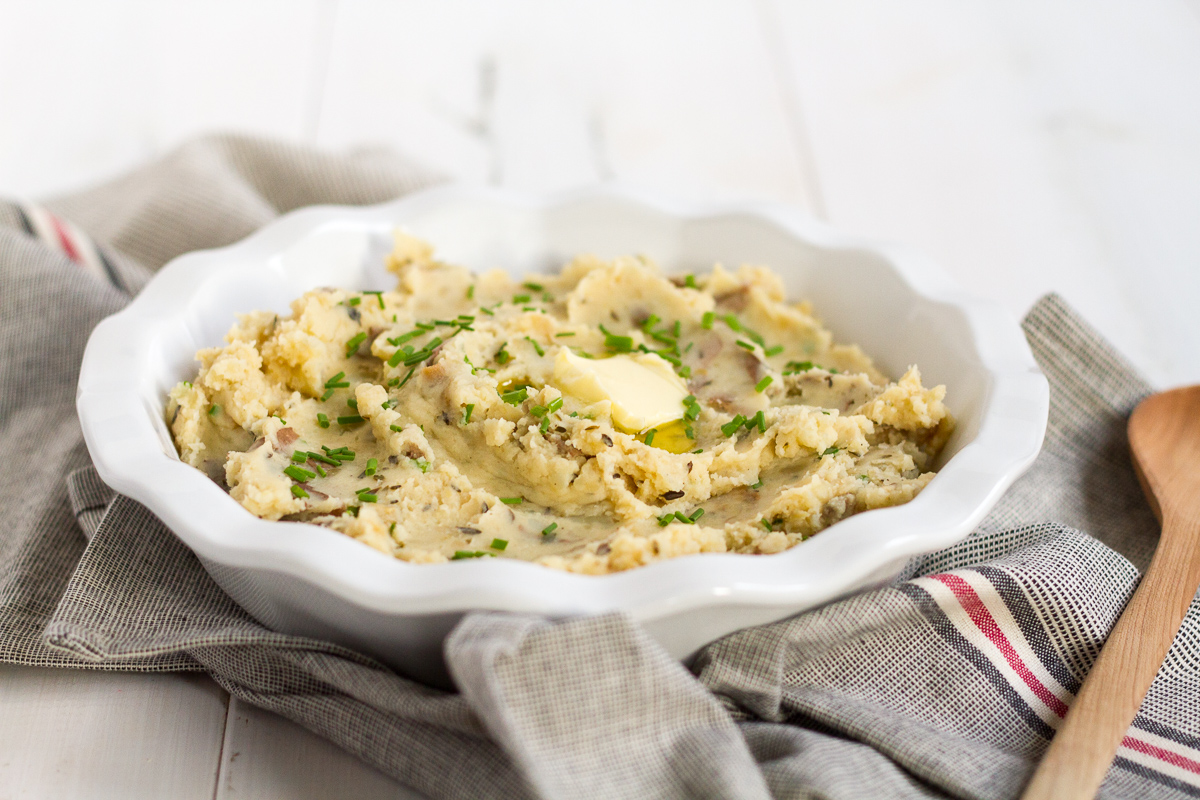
(215, 698, 429, 800)
(0, 0, 324, 199)
(316, 0, 815, 206)
(0, 666, 228, 799)
(766, 0, 1200, 388)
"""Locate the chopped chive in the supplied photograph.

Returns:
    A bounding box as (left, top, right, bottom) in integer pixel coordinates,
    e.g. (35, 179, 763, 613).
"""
(654, 349, 682, 366)
(320, 445, 355, 461)
(539, 417, 550, 433)
(541, 522, 558, 537)
(416, 322, 435, 330)
(676, 365, 692, 379)
(785, 360, 816, 374)
(672, 320, 682, 338)
(749, 410, 766, 433)
(531, 405, 547, 417)
(324, 371, 349, 389)
(346, 397, 358, 409)
(291, 485, 309, 499)
(412, 457, 430, 473)
(736, 340, 756, 351)
(598, 324, 634, 353)
(755, 376, 774, 393)
(390, 424, 403, 433)
(466, 284, 475, 299)
(764, 345, 784, 357)
(693, 448, 704, 454)
(208, 404, 220, 416)
(397, 367, 417, 389)
(684, 274, 697, 288)
(512, 294, 531, 304)
(674, 511, 692, 524)
(490, 538, 508, 551)
(317, 413, 329, 429)
(500, 386, 528, 405)
(761, 518, 772, 531)
(451, 550, 494, 560)
(365, 458, 378, 476)
(387, 329, 425, 347)
(347, 296, 361, 306)
(547, 396, 563, 413)
(860, 474, 870, 481)
(495, 342, 511, 365)
(401, 336, 442, 366)
(750, 480, 763, 490)
(499, 497, 522, 505)
(337, 415, 365, 425)
(701, 311, 715, 329)
(723, 315, 742, 332)
(363, 291, 385, 309)
(479, 305, 494, 316)
(555, 331, 575, 337)
(641, 314, 661, 332)
(389, 522, 396, 534)
(721, 415, 746, 437)
(284, 465, 315, 481)
(684, 423, 695, 439)
(347, 506, 360, 517)
(305, 450, 338, 466)
(321, 388, 335, 401)
(524, 336, 544, 357)
(523, 281, 544, 292)
(658, 514, 675, 527)
(571, 348, 595, 359)
(315, 464, 327, 477)
(291, 450, 308, 464)
(644, 429, 657, 447)
(356, 491, 378, 503)
(689, 508, 705, 522)
(821, 446, 840, 457)
(463, 403, 475, 424)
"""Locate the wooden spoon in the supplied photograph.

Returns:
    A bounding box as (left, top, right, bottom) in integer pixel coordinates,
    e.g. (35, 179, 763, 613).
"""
(1022, 385, 1200, 800)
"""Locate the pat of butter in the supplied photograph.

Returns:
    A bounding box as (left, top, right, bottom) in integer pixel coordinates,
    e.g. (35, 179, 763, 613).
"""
(553, 349, 689, 432)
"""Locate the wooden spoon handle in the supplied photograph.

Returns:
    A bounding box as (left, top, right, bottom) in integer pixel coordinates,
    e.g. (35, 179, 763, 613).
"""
(1021, 513, 1200, 800)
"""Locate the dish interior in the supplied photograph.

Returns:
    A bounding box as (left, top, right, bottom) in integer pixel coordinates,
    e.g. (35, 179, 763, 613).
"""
(145, 199, 985, 483)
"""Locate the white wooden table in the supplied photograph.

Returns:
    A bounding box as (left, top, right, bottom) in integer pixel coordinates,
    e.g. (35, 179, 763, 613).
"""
(2, 1, 1198, 797)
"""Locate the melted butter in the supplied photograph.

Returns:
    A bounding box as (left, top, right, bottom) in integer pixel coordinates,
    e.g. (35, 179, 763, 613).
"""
(553, 349, 688, 432)
(638, 419, 694, 454)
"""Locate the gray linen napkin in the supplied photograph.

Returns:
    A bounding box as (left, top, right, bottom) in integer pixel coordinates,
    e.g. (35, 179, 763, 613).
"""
(2, 136, 1197, 800)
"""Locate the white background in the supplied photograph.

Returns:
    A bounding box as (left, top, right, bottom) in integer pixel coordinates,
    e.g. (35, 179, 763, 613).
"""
(2, 0, 1198, 797)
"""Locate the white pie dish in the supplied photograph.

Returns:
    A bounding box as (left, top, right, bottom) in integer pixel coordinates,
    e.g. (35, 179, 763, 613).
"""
(76, 185, 1048, 687)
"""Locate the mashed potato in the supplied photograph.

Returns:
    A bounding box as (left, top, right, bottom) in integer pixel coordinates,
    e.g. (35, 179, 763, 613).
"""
(167, 232, 954, 573)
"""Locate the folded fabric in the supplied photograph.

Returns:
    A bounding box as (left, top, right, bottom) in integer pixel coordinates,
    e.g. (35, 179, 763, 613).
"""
(1, 135, 1197, 800)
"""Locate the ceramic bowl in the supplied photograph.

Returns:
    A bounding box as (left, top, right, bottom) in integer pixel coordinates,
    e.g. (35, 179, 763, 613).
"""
(77, 186, 1048, 686)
